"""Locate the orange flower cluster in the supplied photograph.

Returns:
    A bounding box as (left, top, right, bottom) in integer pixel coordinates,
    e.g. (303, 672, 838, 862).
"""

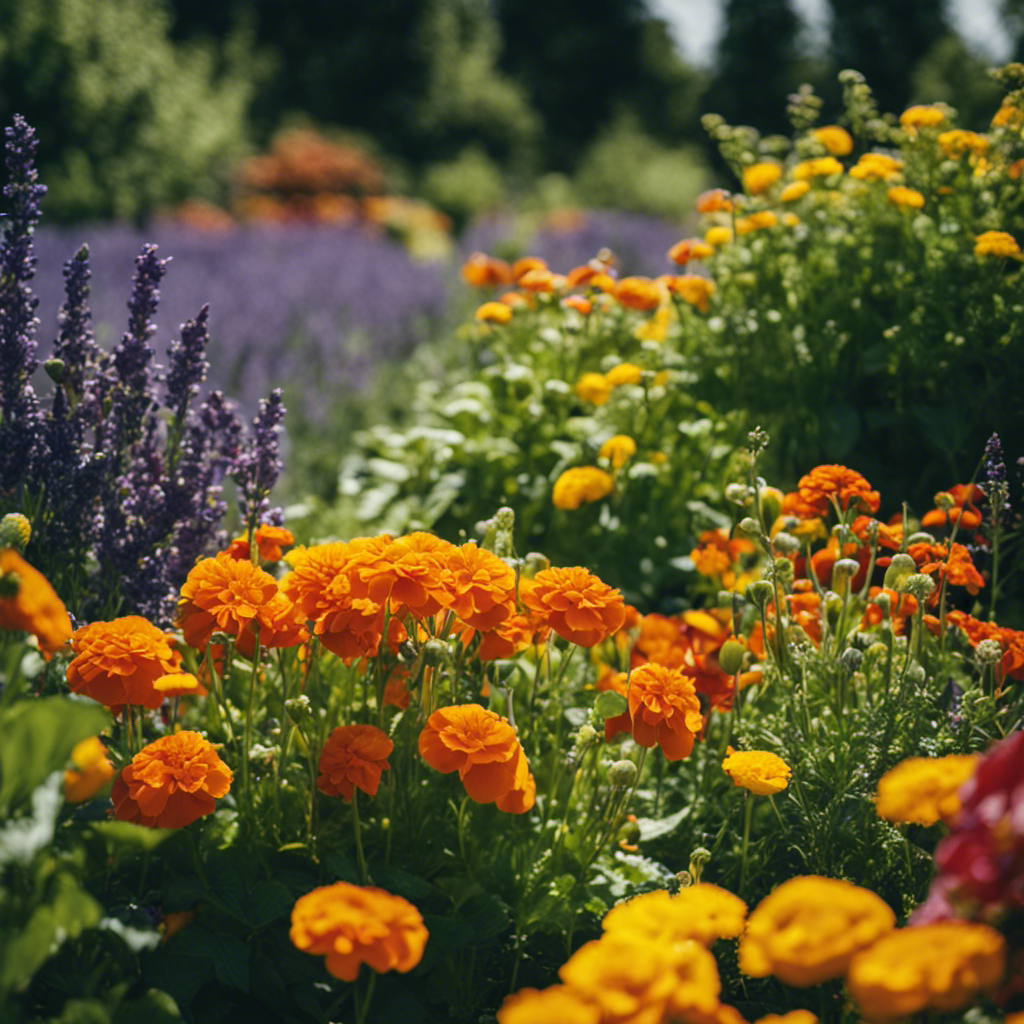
(0, 548, 72, 658)
(690, 530, 756, 588)
(317, 724, 393, 801)
(796, 465, 880, 516)
(907, 541, 984, 599)
(419, 703, 533, 810)
(608, 662, 703, 761)
(920, 484, 984, 531)
(112, 731, 232, 828)
(68, 616, 184, 709)
(225, 524, 295, 563)
(946, 610, 1024, 682)
(290, 882, 428, 981)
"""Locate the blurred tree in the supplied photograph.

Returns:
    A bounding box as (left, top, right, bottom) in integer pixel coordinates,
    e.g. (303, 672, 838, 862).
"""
(911, 34, 1003, 127)
(826, 0, 953, 115)
(0, 0, 252, 222)
(704, 0, 804, 137)
(1002, 0, 1024, 61)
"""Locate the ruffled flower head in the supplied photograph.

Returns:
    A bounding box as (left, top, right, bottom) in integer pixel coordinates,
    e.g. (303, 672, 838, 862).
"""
(626, 662, 704, 760)
(112, 731, 232, 828)
(875, 754, 980, 827)
(290, 882, 428, 981)
(317, 724, 393, 801)
(722, 749, 792, 795)
(797, 465, 880, 516)
(68, 616, 183, 709)
(552, 467, 615, 510)
(602, 884, 747, 947)
(522, 566, 625, 648)
(442, 543, 516, 632)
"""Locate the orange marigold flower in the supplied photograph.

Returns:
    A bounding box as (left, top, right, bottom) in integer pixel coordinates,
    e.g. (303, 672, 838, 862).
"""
(178, 552, 279, 649)
(498, 986, 601, 1024)
(599, 434, 637, 469)
(254, 524, 294, 562)
(875, 754, 980, 827)
(665, 274, 716, 312)
(419, 703, 526, 803)
(797, 464, 880, 516)
(575, 371, 613, 405)
(519, 267, 562, 293)
(779, 180, 810, 202)
(696, 188, 733, 214)
(846, 922, 1005, 1019)
(614, 276, 664, 311)
(523, 566, 625, 648)
(313, 576, 398, 665)
(111, 731, 232, 828)
(974, 229, 1022, 258)
(290, 882, 428, 981)
(562, 294, 593, 315)
(722, 749, 792, 795)
(900, 104, 946, 131)
(511, 256, 547, 281)
(443, 543, 515, 632)
(461, 252, 513, 288)
(552, 467, 614, 510)
(0, 548, 72, 658)
(602, 884, 747, 947)
(626, 662, 703, 760)
(63, 736, 115, 803)
(382, 670, 412, 709)
(281, 541, 352, 620)
(495, 749, 536, 814)
(317, 724, 393, 801)
(888, 185, 925, 208)
(742, 162, 783, 195)
(668, 237, 715, 265)
(736, 211, 779, 234)
(476, 593, 550, 661)
(739, 876, 895, 986)
(68, 615, 182, 709)
(861, 586, 917, 634)
(909, 541, 984, 597)
(812, 125, 853, 156)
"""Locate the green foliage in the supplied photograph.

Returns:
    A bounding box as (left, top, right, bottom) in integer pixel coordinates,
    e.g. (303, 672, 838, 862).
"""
(0, 0, 253, 221)
(420, 147, 507, 231)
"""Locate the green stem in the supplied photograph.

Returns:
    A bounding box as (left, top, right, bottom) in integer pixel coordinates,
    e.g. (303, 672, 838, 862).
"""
(352, 790, 369, 884)
(739, 792, 754, 892)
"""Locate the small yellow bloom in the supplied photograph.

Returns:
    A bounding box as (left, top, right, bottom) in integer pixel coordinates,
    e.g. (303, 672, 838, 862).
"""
(552, 467, 615, 510)
(705, 226, 733, 247)
(602, 884, 747, 947)
(900, 104, 946, 131)
(575, 372, 612, 405)
(63, 736, 115, 803)
(937, 129, 989, 158)
(782, 212, 800, 227)
(497, 986, 600, 1024)
(812, 125, 853, 156)
(779, 180, 810, 202)
(742, 162, 783, 195)
(475, 301, 513, 324)
(992, 101, 1024, 128)
(722, 749, 791, 795)
(875, 754, 979, 826)
(736, 210, 778, 234)
(755, 1013, 818, 1024)
(666, 275, 716, 313)
(634, 305, 672, 342)
(668, 237, 715, 265)
(849, 152, 904, 181)
(974, 230, 1022, 258)
(604, 362, 643, 388)
(0, 513, 31, 552)
(599, 435, 638, 469)
(887, 185, 925, 209)
(847, 922, 1005, 1019)
(792, 156, 843, 180)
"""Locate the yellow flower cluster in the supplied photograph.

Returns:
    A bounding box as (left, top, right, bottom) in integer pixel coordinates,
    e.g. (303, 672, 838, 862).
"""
(812, 125, 853, 156)
(552, 467, 615, 510)
(887, 185, 925, 209)
(874, 753, 979, 826)
(739, 876, 895, 986)
(602, 884, 748, 947)
(722, 749, 792, 795)
(743, 162, 783, 195)
(975, 230, 1022, 258)
(598, 435, 637, 469)
(792, 156, 843, 180)
(900, 104, 947, 131)
(849, 152, 903, 181)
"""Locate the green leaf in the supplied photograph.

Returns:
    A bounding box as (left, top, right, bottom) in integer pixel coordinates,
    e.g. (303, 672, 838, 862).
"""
(88, 820, 173, 853)
(635, 805, 691, 842)
(0, 697, 109, 812)
(112, 989, 182, 1023)
(594, 691, 627, 719)
(165, 926, 250, 992)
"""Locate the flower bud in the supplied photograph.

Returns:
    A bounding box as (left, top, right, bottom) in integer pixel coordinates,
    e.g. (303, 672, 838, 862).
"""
(840, 647, 864, 673)
(864, 641, 888, 663)
(934, 491, 955, 511)
(284, 694, 312, 722)
(738, 517, 762, 536)
(760, 486, 783, 526)
(872, 592, 892, 615)
(0, 512, 32, 552)
(523, 551, 550, 575)
(975, 639, 1003, 666)
(576, 723, 599, 746)
(608, 759, 638, 788)
(882, 553, 917, 590)
(772, 531, 801, 555)
(725, 483, 752, 505)
(907, 531, 935, 546)
(618, 820, 641, 846)
(904, 662, 926, 686)
(773, 558, 794, 586)
(899, 573, 936, 601)
(718, 639, 746, 675)
(422, 639, 449, 666)
(746, 580, 774, 607)
(832, 558, 861, 582)
(43, 358, 65, 384)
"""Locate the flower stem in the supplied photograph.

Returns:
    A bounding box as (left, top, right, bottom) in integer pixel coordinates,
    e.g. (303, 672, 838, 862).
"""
(739, 792, 754, 892)
(352, 790, 369, 884)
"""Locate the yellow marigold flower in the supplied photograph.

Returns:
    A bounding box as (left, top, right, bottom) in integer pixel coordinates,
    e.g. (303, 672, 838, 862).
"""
(739, 876, 895, 986)
(755, 1014, 817, 1024)
(782, 212, 800, 227)
(602, 884, 747, 946)
(722, 749, 792, 795)
(812, 125, 853, 156)
(975, 230, 1022, 258)
(497, 986, 600, 1024)
(552, 467, 615, 510)
(666, 275, 716, 313)
(575, 372, 612, 405)
(779, 180, 810, 202)
(634, 304, 672, 341)
(849, 152, 903, 181)
(874, 754, 979, 827)
(614, 276, 664, 311)
(847, 922, 1005, 1019)
(938, 129, 989, 158)
(742, 162, 783, 195)
(887, 185, 925, 209)
(792, 156, 843, 180)
(63, 736, 115, 803)
(668, 237, 715, 265)
(705, 226, 733, 247)
(736, 211, 778, 234)
(475, 301, 513, 324)
(900, 104, 946, 131)
(599, 435, 638, 469)
(605, 362, 643, 387)
(992, 101, 1024, 127)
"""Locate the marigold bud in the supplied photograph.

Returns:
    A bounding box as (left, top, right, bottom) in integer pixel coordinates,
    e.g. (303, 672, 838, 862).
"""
(739, 517, 762, 535)
(772, 531, 800, 555)
(883, 553, 917, 590)
(718, 639, 746, 675)
(840, 648, 864, 672)
(725, 483, 752, 505)
(975, 639, 1003, 665)
(832, 558, 861, 581)
(609, 759, 638, 788)
(746, 580, 775, 607)
(900, 573, 936, 601)
(0, 513, 32, 552)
